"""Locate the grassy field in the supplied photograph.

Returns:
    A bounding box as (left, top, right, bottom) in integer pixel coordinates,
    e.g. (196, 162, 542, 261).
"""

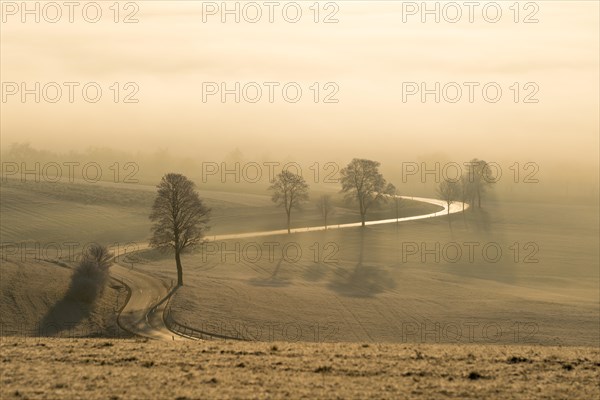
(0, 179, 154, 246)
(0, 179, 438, 338)
(0, 178, 440, 244)
(132, 201, 599, 346)
(1, 338, 598, 400)
(1, 176, 598, 400)
(1, 179, 598, 348)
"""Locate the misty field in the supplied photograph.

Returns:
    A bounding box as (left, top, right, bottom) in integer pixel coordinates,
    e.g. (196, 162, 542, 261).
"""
(2, 1, 599, 398)
(0, 178, 439, 244)
(1, 179, 598, 347)
(1, 178, 598, 400)
(132, 200, 599, 346)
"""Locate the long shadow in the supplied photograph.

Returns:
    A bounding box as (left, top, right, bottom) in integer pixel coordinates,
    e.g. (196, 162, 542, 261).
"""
(327, 229, 396, 298)
(38, 266, 104, 336)
(152, 285, 179, 309)
(452, 204, 518, 285)
(302, 262, 328, 282)
(38, 299, 93, 336)
(248, 257, 291, 287)
(467, 207, 493, 233)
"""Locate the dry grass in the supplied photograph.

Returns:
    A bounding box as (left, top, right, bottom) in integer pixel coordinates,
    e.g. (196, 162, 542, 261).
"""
(1, 338, 598, 399)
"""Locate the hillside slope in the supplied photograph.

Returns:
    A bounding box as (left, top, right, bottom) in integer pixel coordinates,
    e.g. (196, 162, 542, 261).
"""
(0, 260, 128, 338)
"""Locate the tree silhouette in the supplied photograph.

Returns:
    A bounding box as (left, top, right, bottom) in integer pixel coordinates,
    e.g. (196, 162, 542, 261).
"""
(340, 159, 391, 226)
(149, 173, 210, 286)
(458, 174, 473, 212)
(465, 159, 495, 208)
(316, 194, 335, 229)
(386, 183, 403, 223)
(437, 180, 459, 216)
(269, 170, 309, 233)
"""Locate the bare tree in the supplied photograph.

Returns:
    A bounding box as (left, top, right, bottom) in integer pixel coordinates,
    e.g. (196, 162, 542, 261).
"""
(316, 194, 335, 230)
(340, 158, 390, 226)
(386, 183, 403, 223)
(464, 159, 494, 208)
(458, 174, 473, 212)
(437, 179, 460, 215)
(269, 170, 309, 233)
(149, 173, 210, 286)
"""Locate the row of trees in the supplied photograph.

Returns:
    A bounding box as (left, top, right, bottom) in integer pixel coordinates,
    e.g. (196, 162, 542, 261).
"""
(436, 159, 493, 214)
(270, 158, 493, 232)
(269, 159, 396, 233)
(149, 158, 493, 286)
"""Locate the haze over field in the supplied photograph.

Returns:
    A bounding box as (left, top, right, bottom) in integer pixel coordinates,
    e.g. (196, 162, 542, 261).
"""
(1, 1, 599, 164)
(1, 1, 599, 399)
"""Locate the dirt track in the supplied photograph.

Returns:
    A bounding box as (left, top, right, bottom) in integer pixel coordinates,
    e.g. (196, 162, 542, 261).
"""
(111, 264, 180, 341)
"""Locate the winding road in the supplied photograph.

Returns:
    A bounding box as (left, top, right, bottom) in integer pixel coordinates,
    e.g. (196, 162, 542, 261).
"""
(110, 196, 468, 340)
(111, 263, 178, 340)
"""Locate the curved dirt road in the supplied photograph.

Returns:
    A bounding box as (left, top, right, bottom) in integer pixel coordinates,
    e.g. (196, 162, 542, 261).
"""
(111, 262, 181, 340)
(111, 196, 467, 340)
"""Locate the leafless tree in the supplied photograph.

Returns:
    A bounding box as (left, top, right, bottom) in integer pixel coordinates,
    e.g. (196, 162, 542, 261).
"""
(464, 159, 494, 208)
(458, 174, 473, 212)
(149, 173, 210, 286)
(269, 170, 309, 233)
(316, 194, 335, 230)
(437, 179, 459, 216)
(386, 183, 403, 223)
(340, 158, 391, 226)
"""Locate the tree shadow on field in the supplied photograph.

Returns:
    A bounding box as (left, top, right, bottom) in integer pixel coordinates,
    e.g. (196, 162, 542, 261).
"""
(38, 294, 95, 337)
(248, 257, 291, 287)
(303, 262, 328, 282)
(327, 230, 395, 298)
(455, 206, 518, 285)
(466, 207, 493, 233)
(38, 264, 106, 336)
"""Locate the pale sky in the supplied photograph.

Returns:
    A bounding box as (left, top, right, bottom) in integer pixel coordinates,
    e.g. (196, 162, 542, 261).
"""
(1, 1, 598, 167)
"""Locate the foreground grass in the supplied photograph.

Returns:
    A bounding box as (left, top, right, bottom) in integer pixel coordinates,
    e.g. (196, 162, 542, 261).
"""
(1, 338, 598, 399)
